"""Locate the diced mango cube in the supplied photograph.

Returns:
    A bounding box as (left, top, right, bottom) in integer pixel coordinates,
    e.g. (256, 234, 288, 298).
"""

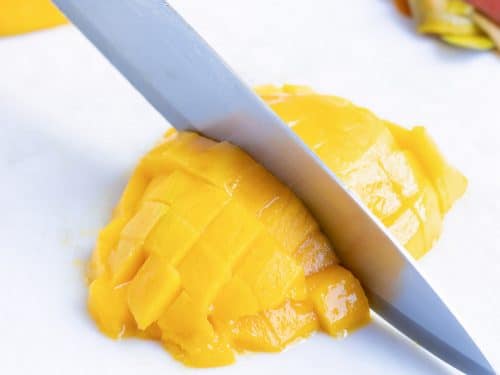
(387, 206, 422, 256)
(120, 201, 168, 241)
(170, 179, 230, 232)
(108, 202, 167, 285)
(158, 291, 216, 344)
(263, 300, 318, 347)
(413, 184, 443, 253)
(113, 168, 149, 217)
(188, 141, 255, 192)
(294, 230, 337, 276)
(233, 164, 289, 217)
(262, 194, 318, 253)
(139, 132, 206, 176)
(236, 234, 303, 309)
(228, 315, 280, 352)
(88, 215, 130, 281)
(143, 207, 198, 265)
(343, 161, 402, 221)
(88, 277, 134, 338)
(108, 238, 145, 286)
(178, 244, 231, 310)
(198, 201, 261, 264)
(381, 150, 426, 199)
(128, 255, 181, 329)
(212, 277, 260, 321)
(386, 124, 467, 213)
(306, 266, 370, 336)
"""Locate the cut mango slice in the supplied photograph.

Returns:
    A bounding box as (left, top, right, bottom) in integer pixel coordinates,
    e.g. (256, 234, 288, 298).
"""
(127, 255, 181, 330)
(88, 277, 134, 338)
(88, 85, 465, 367)
(0, 0, 67, 36)
(263, 87, 466, 259)
(307, 265, 370, 337)
(88, 128, 369, 366)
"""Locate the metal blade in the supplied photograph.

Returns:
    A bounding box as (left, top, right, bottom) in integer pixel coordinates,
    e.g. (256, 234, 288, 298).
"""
(52, 0, 495, 373)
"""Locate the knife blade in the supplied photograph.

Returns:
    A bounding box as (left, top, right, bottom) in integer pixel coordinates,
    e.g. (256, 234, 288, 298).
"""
(52, 0, 495, 373)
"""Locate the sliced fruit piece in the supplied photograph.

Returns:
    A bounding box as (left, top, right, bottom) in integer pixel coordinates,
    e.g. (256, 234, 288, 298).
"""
(108, 202, 167, 285)
(263, 300, 318, 346)
(306, 265, 370, 336)
(159, 291, 235, 367)
(88, 85, 465, 368)
(473, 11, 500, 50)
(108, 238, 146, 286)
(0, 0, 67, 36)
(178, 243, 231, 310)
(413, 183, 443, 252)
(343, 161, 403, 221)
(263, 192, 318, 254)
(197, 200, 261, 264)
(233, 164, 290, 218)
(158, 291, 215, 342)
(113, 168, 149, 217)
(447, 0, 473, 16)
(188, 141, 256, 192)
(418, 13, 480, 36)
(211, 276, 260, 321)
(88, 215, 130, 281)
(386, 123, 467, 214)
(143, 207, 198, 264)
(228, 315, 280, 352)
(120, 201, 168, 241)
(387, 206, 422, 252)
(294, 230, 338, 276)
(441, 34, 495, 49)
(380, 150, 425, 199)
(128, 255, 181, 330)
(88, 277, 134, 338)
(235, 234, 304, 309)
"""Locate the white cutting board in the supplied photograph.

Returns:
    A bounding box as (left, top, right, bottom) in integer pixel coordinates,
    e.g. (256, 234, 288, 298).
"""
(0, 1, 498, 374)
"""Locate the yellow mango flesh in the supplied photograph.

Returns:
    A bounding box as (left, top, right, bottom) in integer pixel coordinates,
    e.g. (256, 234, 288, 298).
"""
(88, 85, 466, 367)
(88, 130, 369, 367)
(0, 0, 67, 36)
(258, 85, 467, 259)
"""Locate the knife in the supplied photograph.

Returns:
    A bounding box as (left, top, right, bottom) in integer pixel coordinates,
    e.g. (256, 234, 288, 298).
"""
(52, 1, 495, 373)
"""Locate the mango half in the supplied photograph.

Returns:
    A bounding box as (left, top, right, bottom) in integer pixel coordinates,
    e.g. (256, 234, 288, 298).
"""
(87, 85, 465, 367)
(258, 85, 466, 259)
(0, 0, 66, 36)
(88, 131, 369, 366)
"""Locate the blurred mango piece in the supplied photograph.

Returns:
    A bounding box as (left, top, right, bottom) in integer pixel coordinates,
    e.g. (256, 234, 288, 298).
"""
(395, 0, 500, 51)
(0, 0, 67, 36)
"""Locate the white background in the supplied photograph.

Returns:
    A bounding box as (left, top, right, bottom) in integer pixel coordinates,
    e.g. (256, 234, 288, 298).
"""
(0, 0, 499, 374)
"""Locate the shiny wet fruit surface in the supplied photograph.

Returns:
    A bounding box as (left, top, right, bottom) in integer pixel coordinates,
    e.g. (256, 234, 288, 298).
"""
(88, 85, 465, 367)
(88, 130, 369, 367)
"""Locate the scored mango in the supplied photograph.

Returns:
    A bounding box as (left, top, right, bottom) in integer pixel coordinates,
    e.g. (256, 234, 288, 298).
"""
(87, 85, 466, 367)
(258, 85, 467, 259)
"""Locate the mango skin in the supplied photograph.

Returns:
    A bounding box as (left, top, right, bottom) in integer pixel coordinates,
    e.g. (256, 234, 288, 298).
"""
(0, 0, 67, 36)
(88, 129, 369, 367)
